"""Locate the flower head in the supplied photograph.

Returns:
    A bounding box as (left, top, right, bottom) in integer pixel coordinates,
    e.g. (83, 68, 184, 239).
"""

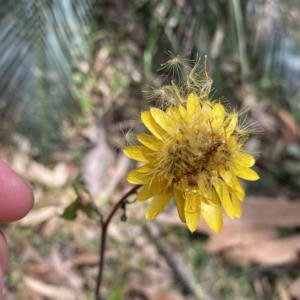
(124, 54, 259, 233)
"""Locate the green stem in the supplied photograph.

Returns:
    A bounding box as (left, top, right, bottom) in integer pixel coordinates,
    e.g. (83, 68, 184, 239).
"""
(231, 0, 250, 81)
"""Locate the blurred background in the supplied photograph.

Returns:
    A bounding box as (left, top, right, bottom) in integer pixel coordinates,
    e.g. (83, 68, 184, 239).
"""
(1, 0, 300, 299)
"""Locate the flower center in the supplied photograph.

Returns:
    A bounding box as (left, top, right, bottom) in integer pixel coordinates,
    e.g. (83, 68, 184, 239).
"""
(156, 130, 226, 186)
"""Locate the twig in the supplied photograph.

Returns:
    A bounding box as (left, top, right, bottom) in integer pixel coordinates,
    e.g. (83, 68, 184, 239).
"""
(144, 222, 215, 300)
(95, 184, 141, 299)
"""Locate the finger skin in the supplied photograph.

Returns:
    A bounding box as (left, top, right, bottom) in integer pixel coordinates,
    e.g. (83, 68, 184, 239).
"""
(0, 161, 34, 299)
(0, 231, 7, 300)
(0, 161, 34, 222)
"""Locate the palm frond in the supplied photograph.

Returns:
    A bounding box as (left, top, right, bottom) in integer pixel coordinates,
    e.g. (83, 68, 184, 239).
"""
(0, 0, 99, 160)
(248, 0, 300, 118)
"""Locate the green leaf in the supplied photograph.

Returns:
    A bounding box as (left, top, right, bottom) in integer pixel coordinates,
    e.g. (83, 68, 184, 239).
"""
(61, 203, 78, 220)
(108, 288, 123, 300)
(61, 202, 95, 220)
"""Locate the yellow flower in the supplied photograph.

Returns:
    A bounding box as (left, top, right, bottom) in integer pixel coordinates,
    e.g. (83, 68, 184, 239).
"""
(123, 55, 259, 233)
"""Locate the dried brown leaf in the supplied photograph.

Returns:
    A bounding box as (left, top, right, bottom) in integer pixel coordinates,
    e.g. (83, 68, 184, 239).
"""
(205, 222, 277, 254)
(12, 152, 69, 187)
(128, 285, 186, 300)
(242, 197, 300, 227)
(18, 206, 58, 226)
(70, 252, 99, 266)
(23, 276, 77, 300)
(205, 198, 300, 266)
(244, 235, 300, 266)
(278, 109, 300, 143)
(81, 129, 114, 197)
(289, 277, 300, 300)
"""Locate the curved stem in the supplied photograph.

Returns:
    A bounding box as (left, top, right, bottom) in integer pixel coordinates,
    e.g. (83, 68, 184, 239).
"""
(95, 184, 141, 299)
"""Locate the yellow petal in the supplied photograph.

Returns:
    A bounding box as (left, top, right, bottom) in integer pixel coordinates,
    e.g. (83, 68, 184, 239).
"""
(233, 152, 255, 167)
(177, 177, 189, 191)
(178, 104, 187, 119)
(219, 169, 232, 186)
(227, 136, 237, 148)
(137, 133, 162, 151)
(213, 103, 225, 118)
(185, 192, 201, 232)
(209, 191, 221, 206)
(211, 103, 225, 129)
(123, 146, 153, 163)
(137, 185, 154, 201)
(135, 164, 154, 173)
(201, 101, 213, 114)
(149, 180, 166, 194)
(201, 200, 223, 233)
(166, 106, 181, 118)
(135, 178, 167, 197)
(232, 177, 245, 200)
(187, 93, 201, 115)
(234, 166, 260, 181)
(231, 193, 242, 217)
(213, 178, 234, 219)
(141, 111, 167, 139)
(219, 170, 245, 200)
(150, 107, 175, 132)
(146, 190, 173, 220)
(221, 172, 245, 201)
(127, 167, 153, 184)
(174, 189, 186, 223)
(197, 175, 211, 200)
(224, 113, 237, 137)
